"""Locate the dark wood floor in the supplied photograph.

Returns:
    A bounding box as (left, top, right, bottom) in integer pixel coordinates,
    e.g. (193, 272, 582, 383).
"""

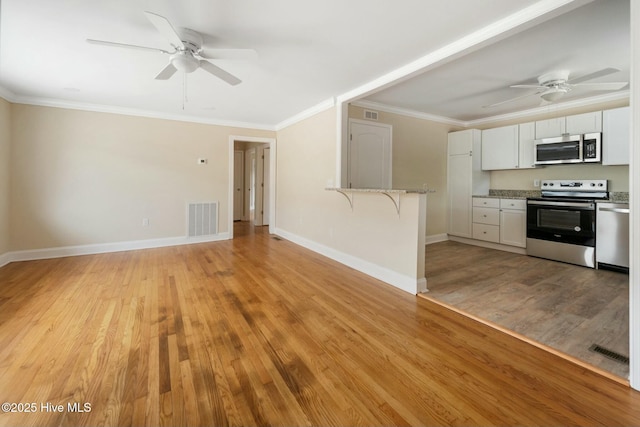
(423, 240, 629, 379)
(1, 223, 640, 426)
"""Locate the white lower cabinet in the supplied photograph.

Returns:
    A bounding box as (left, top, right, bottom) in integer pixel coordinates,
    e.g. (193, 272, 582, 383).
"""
(472, 198, 500, 243)
(472, 197, 526, 247)
(499, 199, 527, 248)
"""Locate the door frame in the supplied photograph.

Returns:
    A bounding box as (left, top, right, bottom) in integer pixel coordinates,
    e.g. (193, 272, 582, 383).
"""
(347, 118, 392, 189)
(228, 135, 276, 239)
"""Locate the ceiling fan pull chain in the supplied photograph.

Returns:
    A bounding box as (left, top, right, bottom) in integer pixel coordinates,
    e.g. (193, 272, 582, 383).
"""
(182, 72, 187, 110)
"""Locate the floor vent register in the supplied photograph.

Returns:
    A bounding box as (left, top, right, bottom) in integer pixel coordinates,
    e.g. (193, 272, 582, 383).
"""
(588, 344, 629, 365)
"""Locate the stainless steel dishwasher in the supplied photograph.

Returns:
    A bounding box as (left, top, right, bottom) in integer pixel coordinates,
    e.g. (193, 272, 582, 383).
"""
(596, 202, 629, 272)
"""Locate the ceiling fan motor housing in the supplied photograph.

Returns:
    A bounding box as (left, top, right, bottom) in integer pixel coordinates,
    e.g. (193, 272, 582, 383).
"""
(169, 29, 203, 73)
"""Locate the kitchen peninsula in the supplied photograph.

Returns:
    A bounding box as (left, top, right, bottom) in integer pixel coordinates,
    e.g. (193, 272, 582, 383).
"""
(323, 187, 431, 294)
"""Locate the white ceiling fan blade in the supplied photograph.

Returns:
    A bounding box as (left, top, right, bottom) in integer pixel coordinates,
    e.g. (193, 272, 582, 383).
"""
(482, 90, 542, 108)
(510, 84, 546, 90)
(199, 60, 242, 85)
(144, 11, 185, 50)
(155, 63, 178, 80)
(199, 48, 258, 61)
(568, 67, 619, 84)
(572, 82, 628, 91)
(87, 39, 172, 55)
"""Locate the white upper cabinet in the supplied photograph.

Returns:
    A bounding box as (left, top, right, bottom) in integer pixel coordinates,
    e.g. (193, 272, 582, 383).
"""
(566, 111, 602, 134)
(535, 117, 566, 139)
(518, 122, 536, 170)
(481, 125, 519, 170)
(535, 111, 602, 139)
(481, 123, 536, 170)
(602, 106, 630, 166)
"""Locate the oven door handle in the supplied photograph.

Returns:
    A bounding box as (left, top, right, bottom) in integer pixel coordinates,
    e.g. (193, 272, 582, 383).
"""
(527, 200, 594, 209)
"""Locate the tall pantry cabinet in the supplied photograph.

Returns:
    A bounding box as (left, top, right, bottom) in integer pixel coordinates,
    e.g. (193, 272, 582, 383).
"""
(447, 129, 490, 238)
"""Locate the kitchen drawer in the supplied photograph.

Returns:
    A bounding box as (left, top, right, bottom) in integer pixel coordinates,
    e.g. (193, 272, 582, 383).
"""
(500, 198, 526, 210)
(473, 223, 500, 243)
(473, 197, 500, 208)
(473, 207, 500, 225)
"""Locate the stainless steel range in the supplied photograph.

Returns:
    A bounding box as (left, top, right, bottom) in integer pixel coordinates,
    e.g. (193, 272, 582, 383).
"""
(526, 179, 608, 268)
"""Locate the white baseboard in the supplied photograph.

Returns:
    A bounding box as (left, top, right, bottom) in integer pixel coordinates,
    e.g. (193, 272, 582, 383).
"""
(0, 252, 11, 269)
(0, 233, 230, 266)
(425, 233, 448, 245)
(274, 227, 424, 295)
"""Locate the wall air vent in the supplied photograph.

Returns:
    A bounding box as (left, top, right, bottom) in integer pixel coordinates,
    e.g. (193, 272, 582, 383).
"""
(364, 110, 379, 121)
(188, 202, 218, 237)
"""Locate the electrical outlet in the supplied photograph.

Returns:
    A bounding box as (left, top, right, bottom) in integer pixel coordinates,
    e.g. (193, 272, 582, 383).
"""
(142, 218, 150, 227)
(197, 158, 208, 165)
(533, 179, 540, 187)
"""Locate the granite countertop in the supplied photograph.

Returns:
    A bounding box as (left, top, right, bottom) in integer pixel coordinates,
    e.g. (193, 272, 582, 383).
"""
(474, 189, 629, 203)
(326, 187, 435, 194)
(473, 190, 540, 200)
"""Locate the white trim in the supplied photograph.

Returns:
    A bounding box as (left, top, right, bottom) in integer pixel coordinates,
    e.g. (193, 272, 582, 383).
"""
(336, 0, 585, 105)
(352, 100, 466, 127)
(0, 252, 12, 269)
(628, 0, 639, 391)
(0, 233, 230, 266)
(274, 227, 422, 295)
(0, 86, 17, 102)
(8, 95, 275, 131)
(228, 135, 277, 238)
(274, 98, 336, 131)
(352, 92, 630, 129)
(425, 233, 449, 245)
(466, 91, 630, 127)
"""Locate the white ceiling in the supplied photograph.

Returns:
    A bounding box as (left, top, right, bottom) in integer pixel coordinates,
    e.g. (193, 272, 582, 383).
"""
(0, 0, 627, 129)
(361, 0, 630, 124)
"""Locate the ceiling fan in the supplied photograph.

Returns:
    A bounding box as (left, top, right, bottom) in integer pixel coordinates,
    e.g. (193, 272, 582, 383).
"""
(483, 68, 628, 108)
(87, 11, 256, 85)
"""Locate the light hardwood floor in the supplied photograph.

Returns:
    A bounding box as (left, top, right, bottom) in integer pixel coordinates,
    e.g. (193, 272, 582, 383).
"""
(423, 240, 629, 379)
(1, 223, 640, 426)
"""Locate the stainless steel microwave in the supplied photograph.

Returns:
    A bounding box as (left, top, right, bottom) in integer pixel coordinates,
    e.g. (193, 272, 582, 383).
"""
(534, 133, 601, 165)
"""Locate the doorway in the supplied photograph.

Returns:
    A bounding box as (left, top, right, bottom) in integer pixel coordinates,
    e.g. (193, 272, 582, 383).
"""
(348, 119, 392, 189)
(229, 136, 276, 239)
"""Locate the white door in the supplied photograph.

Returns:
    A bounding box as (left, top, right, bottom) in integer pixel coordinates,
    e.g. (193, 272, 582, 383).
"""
(263, 147, 271, 225)
(233, 150, 244, 221)
(348, 119, 392, 189)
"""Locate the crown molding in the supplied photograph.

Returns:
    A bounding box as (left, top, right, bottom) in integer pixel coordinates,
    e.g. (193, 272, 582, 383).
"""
(274, 97, 336, 131)
(3, 92, 277, 131)
(336, 0, 585, 105)
(465, 91, 630, 127)
(0, 85, 18, 102)
(350, 91, 629, 128)
(351, 100, 466, 127)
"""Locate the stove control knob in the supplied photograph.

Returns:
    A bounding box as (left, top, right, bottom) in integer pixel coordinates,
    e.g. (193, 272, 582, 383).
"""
(590, 183, 596, 187)
(598, 183, 604, 187)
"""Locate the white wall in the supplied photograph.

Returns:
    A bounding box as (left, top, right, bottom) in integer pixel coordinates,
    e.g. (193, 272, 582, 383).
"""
(275, 107, 426, 294)
(0, 98, 10, 259)
(9, 104, 274, 252)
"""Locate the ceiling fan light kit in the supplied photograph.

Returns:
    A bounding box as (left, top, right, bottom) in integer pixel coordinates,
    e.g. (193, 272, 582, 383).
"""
(171, 51, 199, 73)
(540, 87, 569, 102)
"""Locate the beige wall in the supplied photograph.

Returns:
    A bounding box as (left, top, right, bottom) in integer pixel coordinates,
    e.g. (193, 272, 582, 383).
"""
(0, 99, 10, 255)
(276, 106, 426, 293)
(10, 104, 273, 251)
(348, 104, 463, 237)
